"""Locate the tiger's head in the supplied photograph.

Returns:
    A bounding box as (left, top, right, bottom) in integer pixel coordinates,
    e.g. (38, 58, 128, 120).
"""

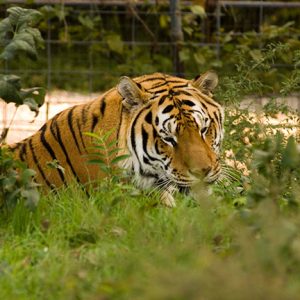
(118, 71, 224, 206)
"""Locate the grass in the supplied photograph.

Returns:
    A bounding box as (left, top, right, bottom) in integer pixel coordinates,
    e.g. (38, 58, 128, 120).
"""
(0, 177, 300, 300)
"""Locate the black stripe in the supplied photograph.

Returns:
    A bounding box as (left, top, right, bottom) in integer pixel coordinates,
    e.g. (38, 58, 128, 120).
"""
(201, 101, 208, 110)
(148, 81, 168, 90)
(177, 90, 193, 96)
(131, 108, 147, 168)
(151, 88, 168, 94)
(82, 102, 92, 124)
(201, 98, 219, 108)
(136, 82, 142, 89)
(142, 127, 149, 158)
(67, 106, 82, 155)
(50, 115, 59, 140)
(181, 100, 196, 107)
(55, 122, 81, 184)
(162, 116, 172, 129)
(162, 105, 174, 114)
(138, 76, 165, 84)
(116, 105, 124, 150)
(141, 126, 159, 162)
(29, 138, 52, 188)
(40, 123, 66, 184)
(77, 119, 86, 151)
(166, 80, 187, 84)
(100, 98, 106, 116)
(91, 115, 98, 132)
(213, 111, 220, 125)
(143, 156, 151, 165)
(19, 142, 27, 162)
(145, 111, 152, 124)
(158, 94, 168, 105)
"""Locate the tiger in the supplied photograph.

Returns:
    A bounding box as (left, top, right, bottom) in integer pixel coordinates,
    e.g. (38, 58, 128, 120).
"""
(9, 71, 224, 207)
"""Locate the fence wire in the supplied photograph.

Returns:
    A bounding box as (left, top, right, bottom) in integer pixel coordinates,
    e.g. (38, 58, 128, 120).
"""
(0, 1, 300, 143)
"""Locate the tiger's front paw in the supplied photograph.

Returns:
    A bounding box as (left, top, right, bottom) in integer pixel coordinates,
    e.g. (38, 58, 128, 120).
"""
(161, 190, 176, 208)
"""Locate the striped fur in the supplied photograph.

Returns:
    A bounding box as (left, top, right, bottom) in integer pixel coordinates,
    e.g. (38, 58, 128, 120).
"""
(10, 72, 224, 206)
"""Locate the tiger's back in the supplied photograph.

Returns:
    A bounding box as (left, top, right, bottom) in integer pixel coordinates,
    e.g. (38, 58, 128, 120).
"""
(11, 87, 123, 188)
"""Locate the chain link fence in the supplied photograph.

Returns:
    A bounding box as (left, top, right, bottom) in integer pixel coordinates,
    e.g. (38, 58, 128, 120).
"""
(0, 0, 300, 143)
(1, 1, 299, 92)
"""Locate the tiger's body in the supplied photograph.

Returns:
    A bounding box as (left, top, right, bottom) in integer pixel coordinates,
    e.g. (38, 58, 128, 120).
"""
(10, 72, 224, 206)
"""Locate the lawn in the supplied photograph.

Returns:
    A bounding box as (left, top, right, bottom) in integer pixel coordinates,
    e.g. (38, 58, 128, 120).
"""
(0, 166, 300, 300)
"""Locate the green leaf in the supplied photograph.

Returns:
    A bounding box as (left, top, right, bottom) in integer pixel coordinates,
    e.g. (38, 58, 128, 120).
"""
(179, 48, 190, 62)
(190, 5, 206, 18)
(1, 37, 37, 60)
(159, 15, 169, 29)
(46, 159, 65, 174)
(0, 7, 44, 61)
(282, 137, 299, 169)
(20, 87, 46, 105)
(20, 168, 36, 184)
(106, 34, 124, 55)
(83, 132, 103, 140)
(21, 188, 40, 209)
(87, 145, 106, 151)
(0, 75, 45, 110)
(78, 15, 95, 30)
(0, 74, 22, 104)
(107, 140, 117, 148)
(2, 176, 17, 192)
(0, 18, 13, 44)
(7, 7, 42, 27)
(111, 155, 130, 165)
(87, 159, 106, 165)
(193, 52, 206, 65)
(249, 49, 263, 62)
(107, 148, 121, 156)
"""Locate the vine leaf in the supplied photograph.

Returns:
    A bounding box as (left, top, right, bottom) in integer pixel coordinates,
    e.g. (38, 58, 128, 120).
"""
(0, 74, 46, 114)
(0, 7, 44, 61)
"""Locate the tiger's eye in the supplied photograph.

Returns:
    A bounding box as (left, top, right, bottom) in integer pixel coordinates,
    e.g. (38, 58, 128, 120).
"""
(164, 137, 177, 147)
(201, 127, 208, 134)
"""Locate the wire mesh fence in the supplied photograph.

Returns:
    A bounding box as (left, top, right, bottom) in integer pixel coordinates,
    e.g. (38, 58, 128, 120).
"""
(1, 0, 299, 92)
(0, 0, 300, 143)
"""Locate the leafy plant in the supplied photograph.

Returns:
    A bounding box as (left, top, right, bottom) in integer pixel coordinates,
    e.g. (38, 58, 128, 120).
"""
(0, 6, 45, 144)
(84, 130, 130, 187)
(247, 133, 300, 211)
(0, 147, 40, 211)
(0, 7, 43, 213)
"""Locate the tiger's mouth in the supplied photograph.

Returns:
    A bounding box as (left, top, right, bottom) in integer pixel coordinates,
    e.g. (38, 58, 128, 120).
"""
(177, 185, 191, 195)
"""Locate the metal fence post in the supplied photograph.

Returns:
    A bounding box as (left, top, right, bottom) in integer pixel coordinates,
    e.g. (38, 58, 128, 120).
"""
(216, 0, 221, 60)
(46, 18, 52, 121)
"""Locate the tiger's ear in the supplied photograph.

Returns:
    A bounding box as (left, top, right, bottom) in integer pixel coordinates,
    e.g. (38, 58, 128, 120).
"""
(118, 76, 147, 110)
(191, 71, 218, 94)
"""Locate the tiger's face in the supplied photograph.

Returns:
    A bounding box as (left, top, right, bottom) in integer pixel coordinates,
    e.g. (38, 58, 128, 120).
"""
(118, 71, 224, 206)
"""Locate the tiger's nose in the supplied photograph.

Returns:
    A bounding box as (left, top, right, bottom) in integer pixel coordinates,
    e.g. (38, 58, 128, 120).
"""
(190, 167, 212, 177)
(202, 167, 212, 176)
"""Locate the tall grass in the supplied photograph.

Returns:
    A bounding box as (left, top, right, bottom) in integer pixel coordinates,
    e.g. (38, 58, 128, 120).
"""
(0, 173, 299, 299)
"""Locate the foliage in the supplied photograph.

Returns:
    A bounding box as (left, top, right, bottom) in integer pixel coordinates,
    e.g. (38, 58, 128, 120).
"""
(248, 133, 300, 210)
(0, 170, 299, 299)
(0, 6, 45, 143)
(2, 3, 299, 92)
(0, 147, 40, 212)
(84, 130, 130, 188)
(0, 6, 44, 60)
(0, 7, 43, 213)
